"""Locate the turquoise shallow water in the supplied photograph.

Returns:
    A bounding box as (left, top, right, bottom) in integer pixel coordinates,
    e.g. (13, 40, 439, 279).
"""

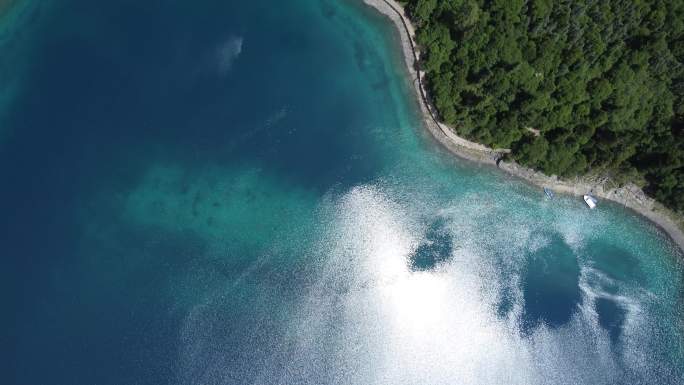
(2, 1, 683, 384)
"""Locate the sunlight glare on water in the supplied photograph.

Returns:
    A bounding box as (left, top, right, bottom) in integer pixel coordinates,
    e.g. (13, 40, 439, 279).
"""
(3, 1, 682, 384)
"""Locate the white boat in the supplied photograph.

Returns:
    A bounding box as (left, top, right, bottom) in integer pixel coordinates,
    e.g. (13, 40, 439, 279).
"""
(583, 194, 597, 209)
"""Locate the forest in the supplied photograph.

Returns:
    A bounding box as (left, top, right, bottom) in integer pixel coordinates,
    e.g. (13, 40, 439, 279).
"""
(398, 0, 684, 213)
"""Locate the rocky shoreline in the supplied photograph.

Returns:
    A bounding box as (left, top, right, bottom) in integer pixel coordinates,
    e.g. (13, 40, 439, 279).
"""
(362, 0, 684, 253)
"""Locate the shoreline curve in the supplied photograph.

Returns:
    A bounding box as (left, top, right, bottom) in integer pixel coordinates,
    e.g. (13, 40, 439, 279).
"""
(362, 0, 684, 254)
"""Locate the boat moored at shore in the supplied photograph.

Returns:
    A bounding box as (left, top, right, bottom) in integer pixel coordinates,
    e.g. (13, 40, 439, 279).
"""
(544, 187, 554, 199)
(584, 194, 598, 209)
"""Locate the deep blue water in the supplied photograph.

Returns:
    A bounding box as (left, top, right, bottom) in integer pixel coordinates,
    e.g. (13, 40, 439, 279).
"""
(3, 1, 683, 384)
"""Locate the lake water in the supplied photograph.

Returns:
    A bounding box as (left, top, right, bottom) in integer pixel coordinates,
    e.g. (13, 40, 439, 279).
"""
(3, 1, 683, 384)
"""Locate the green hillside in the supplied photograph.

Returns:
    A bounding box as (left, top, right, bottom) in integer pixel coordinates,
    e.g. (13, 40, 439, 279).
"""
(399, 0, 684, 212)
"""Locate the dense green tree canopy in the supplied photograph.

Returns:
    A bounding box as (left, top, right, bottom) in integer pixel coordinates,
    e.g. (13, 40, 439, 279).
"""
(400, 0, 684, 212)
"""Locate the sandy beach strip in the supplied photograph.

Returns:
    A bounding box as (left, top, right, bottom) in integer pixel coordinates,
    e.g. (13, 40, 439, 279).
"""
(362, 0, 684, 253)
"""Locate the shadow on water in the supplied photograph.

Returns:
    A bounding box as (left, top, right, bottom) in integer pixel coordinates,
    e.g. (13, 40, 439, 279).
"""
(595, 297, 628, 343)
(585, 241, 645, 288)
(519, 232, 582, 333)
(582, 241, 645, 343)
(408, 217, 453, 271)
